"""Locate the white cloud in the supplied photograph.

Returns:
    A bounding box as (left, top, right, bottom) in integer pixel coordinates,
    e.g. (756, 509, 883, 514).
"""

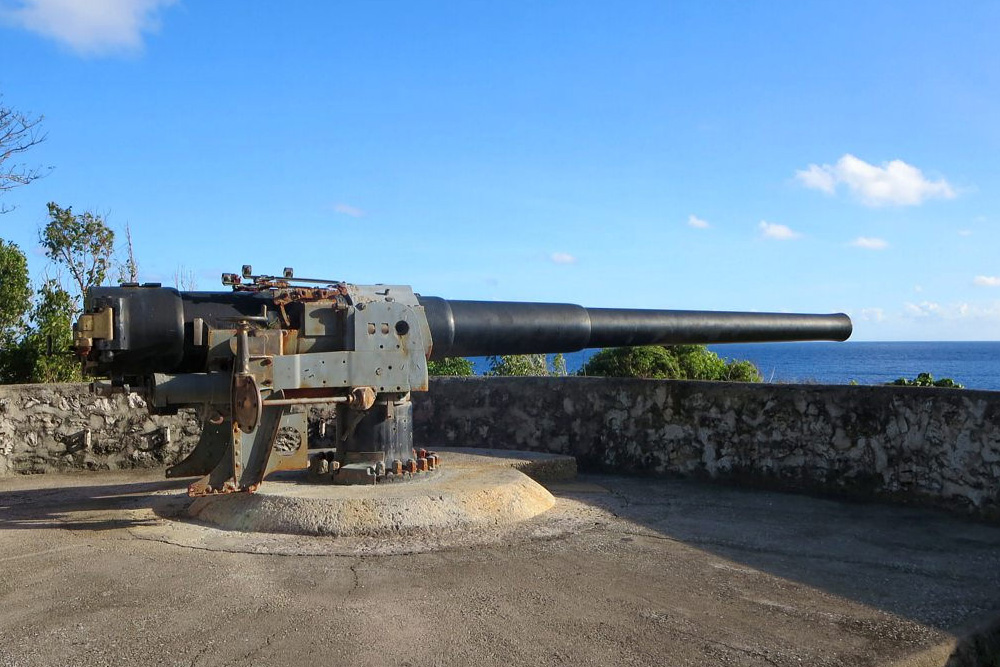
(850, 236, 888, 250)
(687, 214, 710, 229)
(0, 0, 176, 56)
(758, 220, 800, 240)
(903, 300, 1000, 321)
(794, 164, 837, 194)
(333, 203, 365, 218)
(860, 308, 885, 322)
(974, 275, 1000, 287)
(550, 252, 577, 265)
(795, 154, 955, 206)
(958, 229, 973, 237)
(904, 301, 941, 317)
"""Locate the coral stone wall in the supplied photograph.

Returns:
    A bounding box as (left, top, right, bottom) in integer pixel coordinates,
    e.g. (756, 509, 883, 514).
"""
(3, 378, 1000, 518)
(0, 383, 200, 476)
(413, 377, 1000, 517)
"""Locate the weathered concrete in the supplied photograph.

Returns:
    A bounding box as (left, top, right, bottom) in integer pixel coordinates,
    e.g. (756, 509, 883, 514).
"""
(2, 466, 999, 666)
(187, 451, 563, 537)
(414, 377, 1000, 518)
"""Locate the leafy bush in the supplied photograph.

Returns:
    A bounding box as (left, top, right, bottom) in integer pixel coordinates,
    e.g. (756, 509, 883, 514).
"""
(887, 372, 963, 389)
(577, 346, 681, 379)
(723, 359, 764, 383)
(427, 357, 475, 376)
(485, 354, 549, 376)
(579, 345, 762, 382)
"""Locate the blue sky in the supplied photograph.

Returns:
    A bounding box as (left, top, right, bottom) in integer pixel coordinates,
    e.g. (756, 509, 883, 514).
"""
(0, 1, 997, 341)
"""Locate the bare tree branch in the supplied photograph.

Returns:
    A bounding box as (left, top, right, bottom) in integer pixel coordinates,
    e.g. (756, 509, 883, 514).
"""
(117, 221, 139, 283)
(0, 95, 51, 214)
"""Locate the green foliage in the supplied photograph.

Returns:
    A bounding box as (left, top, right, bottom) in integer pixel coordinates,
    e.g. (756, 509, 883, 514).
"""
(580, 345, 762, 382)
(579, 346, 681, 379)
(39, 202, 115, 301)
(888, 372, 964, 389)
(0, 202, 121, 384)
(723, 358, 764, 383)
(427, 357, 475, 376)
(484, 353, 573, 377)
(26, 280, 80, 382)
(486, 353, 549, 376)
(551, 353, 568, 377)
(0, 280, 80, 383)
(0, 240, 31, 343)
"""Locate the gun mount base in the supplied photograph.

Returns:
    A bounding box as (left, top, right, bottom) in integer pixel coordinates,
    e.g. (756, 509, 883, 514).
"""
(183, 449, 572, 538)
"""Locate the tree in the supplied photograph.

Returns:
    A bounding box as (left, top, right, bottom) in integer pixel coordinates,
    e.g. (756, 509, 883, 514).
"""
(173, 264, 198, 290)
(117, 221, 139, 284)
(0, 96, 48, 214)
(580, 345, 762, 382)
(28, 280, 80, 382)
(39, 202, 115, 304)
(0, 239, 31, 343)
(579, 346, 681, 379)
(0, 203, 120, 384)
(551, 353, 568, 377)
(0, 240, 32, 381)
(427, 357, 475, 376)
(486, 354, 550, 376)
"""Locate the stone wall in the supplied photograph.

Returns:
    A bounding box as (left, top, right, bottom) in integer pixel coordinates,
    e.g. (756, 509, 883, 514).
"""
(0, 383, 201, 476)
(3, 378, 1000, 518)
(413, 377, 1000, 518)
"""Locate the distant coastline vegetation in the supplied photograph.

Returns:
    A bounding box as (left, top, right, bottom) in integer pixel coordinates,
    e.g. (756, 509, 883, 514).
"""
(430, 347, 967, 388)
(429, 344, 763, 382)
(886, 372, 964, 389)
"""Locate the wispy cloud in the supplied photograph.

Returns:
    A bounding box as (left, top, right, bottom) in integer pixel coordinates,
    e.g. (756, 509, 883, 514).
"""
(974, 275, 1000, 287)
(550, 252, 577, 265)
(903, 300, 1000, 321)
(796, 154, 955, 207)
(850, 236, 888, 250)
(904, 301, 941, 317)
(958, 229, 973, 237)
(758, 220, 800, 240)
(860, 308, 885, 322)
(687, 214, 710, 229)
(0, 0, 177, 56)
(333, 203, 365, 218)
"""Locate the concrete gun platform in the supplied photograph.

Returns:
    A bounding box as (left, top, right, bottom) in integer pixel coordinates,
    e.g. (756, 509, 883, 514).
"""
(1, 458, 999, 666)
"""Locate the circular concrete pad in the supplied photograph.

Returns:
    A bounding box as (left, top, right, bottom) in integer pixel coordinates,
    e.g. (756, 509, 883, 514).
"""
(187, 450, 563, 537)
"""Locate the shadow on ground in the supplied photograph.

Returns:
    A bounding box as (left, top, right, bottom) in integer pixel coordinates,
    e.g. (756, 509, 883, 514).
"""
(2, 468, 999, 665)
(546, 474, 1000, 666)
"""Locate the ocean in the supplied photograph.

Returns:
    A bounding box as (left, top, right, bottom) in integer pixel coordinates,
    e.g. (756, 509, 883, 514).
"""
(468, 342, 1000, 392)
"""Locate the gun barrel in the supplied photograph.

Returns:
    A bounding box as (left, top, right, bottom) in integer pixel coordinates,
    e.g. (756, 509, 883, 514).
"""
(418, 298, 852, 360)
(76, 286, 852, 376)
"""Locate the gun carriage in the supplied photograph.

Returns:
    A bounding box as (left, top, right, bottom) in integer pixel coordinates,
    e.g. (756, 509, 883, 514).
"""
(72, 267, 852, 496)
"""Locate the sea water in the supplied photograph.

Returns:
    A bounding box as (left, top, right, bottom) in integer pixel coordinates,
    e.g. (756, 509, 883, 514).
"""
(468, 342, 1000, 391)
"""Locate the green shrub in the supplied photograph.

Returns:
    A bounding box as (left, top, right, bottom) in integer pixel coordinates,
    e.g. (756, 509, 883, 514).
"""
(888, 372, 963, 389)
(578, 346, 681, 379)
(485, 354, 549, 376)
(579, 345, 761, 382)
(427, 357, 475, 376)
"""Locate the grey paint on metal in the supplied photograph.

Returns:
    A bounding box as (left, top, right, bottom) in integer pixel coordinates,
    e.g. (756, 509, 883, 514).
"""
(273, 297, 430, 394)
(150, 372, 230, 408)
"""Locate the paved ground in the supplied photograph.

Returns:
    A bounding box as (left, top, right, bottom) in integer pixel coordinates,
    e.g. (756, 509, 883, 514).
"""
(1, 466, 999, 666)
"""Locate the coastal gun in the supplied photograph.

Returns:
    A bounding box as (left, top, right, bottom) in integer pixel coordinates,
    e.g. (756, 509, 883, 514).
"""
(72, 267, 852, 495)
